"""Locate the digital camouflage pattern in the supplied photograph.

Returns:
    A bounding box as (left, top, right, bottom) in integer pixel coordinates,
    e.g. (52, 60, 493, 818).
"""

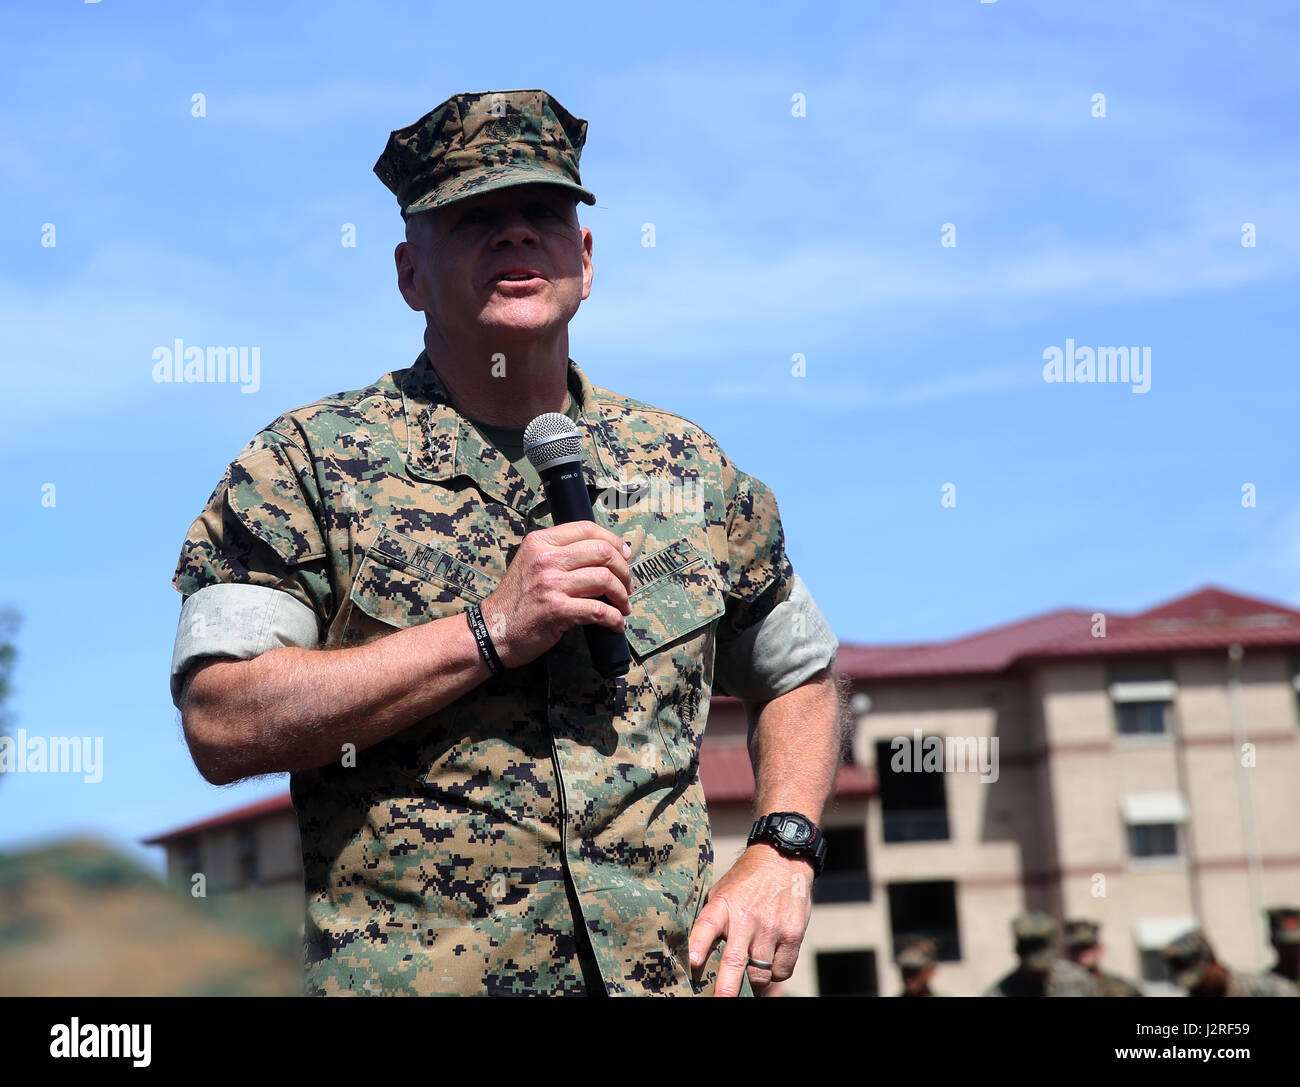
(1268, 963, 1299, 986)
(1062, 917, 1101, 949)
(1223, 971, 1298, 997)
(1007, 910, 1056, 972)
(982, 958, 1103, 997)
(1095, 970, 1143, 997)
(1163, 927, 1298, 996)
(896, 937, 943, 996)
(373, 90, 597, 218)
(1063, 919, 1143, 996)
(1163, 926, 1215, 989)
(172, 351, 798, 996)
(896, 936, 937, 969)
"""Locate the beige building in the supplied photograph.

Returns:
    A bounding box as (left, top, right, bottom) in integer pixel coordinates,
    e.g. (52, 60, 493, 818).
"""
(149, 585, 1300, 996)
(143, 793, 305, 932)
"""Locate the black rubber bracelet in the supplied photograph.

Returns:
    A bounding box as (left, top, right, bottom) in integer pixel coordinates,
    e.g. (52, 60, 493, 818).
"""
(465, 603, 504, 675)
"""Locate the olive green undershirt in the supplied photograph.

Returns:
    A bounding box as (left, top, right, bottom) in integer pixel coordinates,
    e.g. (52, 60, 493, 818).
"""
(464, 391, 582, 496)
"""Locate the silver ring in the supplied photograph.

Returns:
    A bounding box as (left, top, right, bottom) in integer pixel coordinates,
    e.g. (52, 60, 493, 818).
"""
(747, 957, 774, 970)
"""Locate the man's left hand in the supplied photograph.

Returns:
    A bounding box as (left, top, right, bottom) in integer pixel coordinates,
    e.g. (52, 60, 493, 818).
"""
(688, 843, 814, 996)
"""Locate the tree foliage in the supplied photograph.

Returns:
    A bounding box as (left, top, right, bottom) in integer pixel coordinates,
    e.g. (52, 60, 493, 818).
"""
(0, 607, 20, 779)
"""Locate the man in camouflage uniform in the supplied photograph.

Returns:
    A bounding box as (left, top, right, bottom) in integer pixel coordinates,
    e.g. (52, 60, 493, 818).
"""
(896, 937, 944, 997)
(168, 90, 843, 997)
(982, 912, 1102, 997)
(1266, 906, 1300, 987)
(1064, 918, 1143, 997)
(1163, 927, 1298, 997)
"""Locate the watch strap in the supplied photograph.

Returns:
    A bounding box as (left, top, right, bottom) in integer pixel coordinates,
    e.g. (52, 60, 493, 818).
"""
(747, 811, 827, 877)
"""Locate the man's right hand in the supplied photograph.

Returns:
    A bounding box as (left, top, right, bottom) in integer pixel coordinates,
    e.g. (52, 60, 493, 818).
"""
(481, 520, 632, 669)
(179, 521, 633, 785)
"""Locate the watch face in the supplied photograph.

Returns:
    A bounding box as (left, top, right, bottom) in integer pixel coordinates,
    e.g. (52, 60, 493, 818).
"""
(780, 817, 810, 844)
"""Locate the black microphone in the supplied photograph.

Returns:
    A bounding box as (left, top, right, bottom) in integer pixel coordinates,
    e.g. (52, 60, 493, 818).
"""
(523, 412, 631, 679)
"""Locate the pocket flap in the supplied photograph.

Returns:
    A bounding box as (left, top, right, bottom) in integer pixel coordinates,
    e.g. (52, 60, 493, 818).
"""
(224, 446, 325, 566)
(623, 540, 725, 661)
(348, 530, 496, 630)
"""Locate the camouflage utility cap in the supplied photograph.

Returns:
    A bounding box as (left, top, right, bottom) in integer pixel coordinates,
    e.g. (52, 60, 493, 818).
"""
(1164, 928, 1214, 989)
(1013, 911, 1056, 970)
(374, 89, 597, 218)
(898, 938, 937, 969)
(1064, 918, 1100, 949)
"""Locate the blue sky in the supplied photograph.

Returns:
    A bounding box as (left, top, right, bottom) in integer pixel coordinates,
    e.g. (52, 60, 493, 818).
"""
(1, 1, 1297, 869)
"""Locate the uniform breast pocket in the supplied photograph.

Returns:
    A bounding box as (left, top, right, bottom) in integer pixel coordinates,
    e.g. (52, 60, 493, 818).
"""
(622, 538, 727, 761)
(341, 528, 497, 647)
(623, 539, 727, 665)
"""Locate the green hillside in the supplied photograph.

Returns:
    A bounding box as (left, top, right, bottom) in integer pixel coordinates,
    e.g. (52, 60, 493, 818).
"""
(0, 837, 302, 996)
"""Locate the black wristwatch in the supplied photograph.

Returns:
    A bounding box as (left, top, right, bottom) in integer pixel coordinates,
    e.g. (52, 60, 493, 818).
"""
(746, 812, 827, 877)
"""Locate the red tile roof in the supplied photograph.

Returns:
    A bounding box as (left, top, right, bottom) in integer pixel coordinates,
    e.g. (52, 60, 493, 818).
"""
(141, 792, 294, 845)
(839, 585, 1300, 681)
(699, 741, 875, 805)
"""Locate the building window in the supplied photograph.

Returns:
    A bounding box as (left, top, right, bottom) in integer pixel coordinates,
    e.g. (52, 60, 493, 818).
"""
(235, 828, 259, 887)
(1133, 917, 1196, 994)
(875, 739, 950, 843)
(815, 950, 877, 996)
(812, 826, 871, 904)
(1116, 701, 1168, 735)
(1127, 822, 1180, 859)
(1122, 793, 1188, 863)
(175, 836, 200, 879)
(886, 880, 961, 962)
(1109, 664, 1176, 738)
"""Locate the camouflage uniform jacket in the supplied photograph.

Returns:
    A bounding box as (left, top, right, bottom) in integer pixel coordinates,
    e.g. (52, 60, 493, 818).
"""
(1097, 970, 1143, 997)
(1268, 963, 1299, 989)
(1224, 971, 1299, 997)
(171, 351, 834, 996)
(982, 959, 1103, 997)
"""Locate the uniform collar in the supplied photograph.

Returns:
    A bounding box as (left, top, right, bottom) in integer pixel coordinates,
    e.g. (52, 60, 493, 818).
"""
(400, 349, 638, 514)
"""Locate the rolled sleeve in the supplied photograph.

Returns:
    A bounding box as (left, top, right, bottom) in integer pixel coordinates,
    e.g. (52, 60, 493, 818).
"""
(170, 430, 334, 707)
(714, 574, 838, 701)
(170, 583, 321, 708)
